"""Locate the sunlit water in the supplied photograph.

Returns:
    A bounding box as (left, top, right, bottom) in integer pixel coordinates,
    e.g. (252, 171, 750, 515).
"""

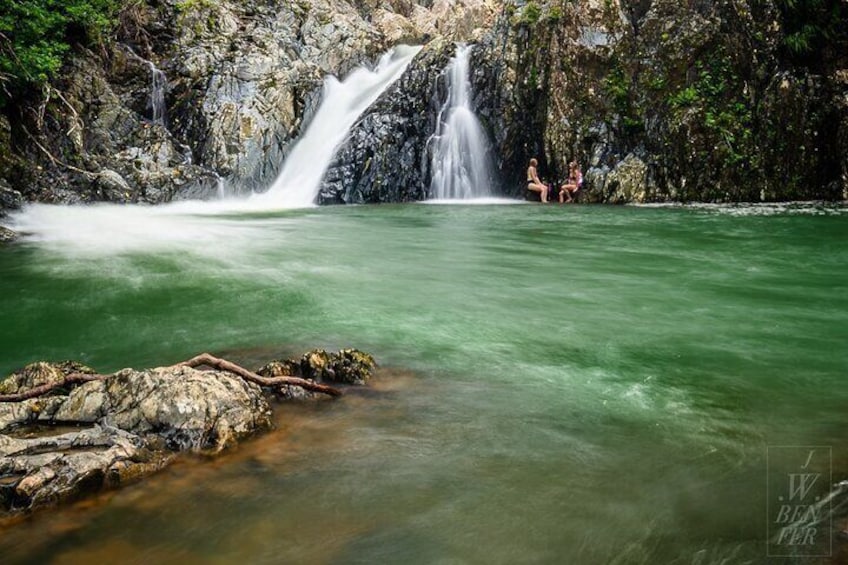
(1, 202, 847, 564)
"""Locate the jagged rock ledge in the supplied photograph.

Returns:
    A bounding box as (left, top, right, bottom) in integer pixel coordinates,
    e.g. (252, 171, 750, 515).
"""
(0, 349, 376, 518)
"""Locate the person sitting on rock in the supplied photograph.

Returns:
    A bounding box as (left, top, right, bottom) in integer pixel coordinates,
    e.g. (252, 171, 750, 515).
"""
(559, 161, 582, 203)
(527, 158, 549, 203)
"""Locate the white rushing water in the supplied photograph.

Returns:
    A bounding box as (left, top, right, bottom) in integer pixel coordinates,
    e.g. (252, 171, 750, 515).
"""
(253, 45, 421, 209)
(6, 46, 422, 256)
(428, 44, 495, 200)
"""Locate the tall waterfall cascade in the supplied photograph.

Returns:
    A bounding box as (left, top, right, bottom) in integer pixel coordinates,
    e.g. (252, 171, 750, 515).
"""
(254, 45, 421, 209)
(428, 44, 495, 200)
(6, 46, 422, 252)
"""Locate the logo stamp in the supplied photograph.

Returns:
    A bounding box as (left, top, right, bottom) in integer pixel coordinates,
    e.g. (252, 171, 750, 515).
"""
(767, 446, 832, 557)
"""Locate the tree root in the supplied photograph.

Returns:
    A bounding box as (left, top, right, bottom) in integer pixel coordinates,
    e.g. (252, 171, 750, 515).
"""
(0, 353, 342, 404)
(0, 373, 108, 403)
(170, 353, 342, 397)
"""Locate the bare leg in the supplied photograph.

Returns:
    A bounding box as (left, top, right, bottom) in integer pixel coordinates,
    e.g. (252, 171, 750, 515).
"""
(528, 182, 548, 203)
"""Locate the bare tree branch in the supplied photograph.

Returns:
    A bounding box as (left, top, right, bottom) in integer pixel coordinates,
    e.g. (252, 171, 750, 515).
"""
(169, 353, 342, 397)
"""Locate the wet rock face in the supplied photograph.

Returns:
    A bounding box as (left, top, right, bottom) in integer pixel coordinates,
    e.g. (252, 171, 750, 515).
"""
(168, 0, 382, 194)
(2, 0, 842, 206)
(0, 179, 23, 217)
(319, 41, 455, 203)
(0, 226, 16, 244)
(472, 0, 848, 202)
(0, 0, 495, 206)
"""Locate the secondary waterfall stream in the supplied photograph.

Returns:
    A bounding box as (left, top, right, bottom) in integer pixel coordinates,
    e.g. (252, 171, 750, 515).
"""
(121, 45, 167, 126)
(428, 44, 495, 200)
(149, 61, 167, 127)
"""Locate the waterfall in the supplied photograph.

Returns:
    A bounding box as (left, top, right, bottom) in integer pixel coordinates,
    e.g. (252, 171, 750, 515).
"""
(253, 45, 421, 209)
(148, 62, 167, 127)
(428, 44, 495, 200)
(6, 46, 424, 251)
(121, 46, 168, 127)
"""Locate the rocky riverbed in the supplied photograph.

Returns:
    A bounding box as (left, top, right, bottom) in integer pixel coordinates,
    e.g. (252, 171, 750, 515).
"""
(0, 349, 376, 517)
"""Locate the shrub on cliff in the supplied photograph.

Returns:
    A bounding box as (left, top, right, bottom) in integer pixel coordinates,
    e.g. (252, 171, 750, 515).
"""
(0, 0, 120, 108)
(775, 0, 848, 69)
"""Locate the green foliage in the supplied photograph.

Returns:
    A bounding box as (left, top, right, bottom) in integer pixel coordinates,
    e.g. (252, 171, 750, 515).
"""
(775, 0, 847, 63)
(647, 73, 667, 91)
(603, 64, 643, 134)
(521, 2, 541, 25)
(0, 0, 120, 107)
(527, 65, 538, 91)
(174, 0, 214, 15)
(668, 86, 697, 107)
(668, 51, 753, 166)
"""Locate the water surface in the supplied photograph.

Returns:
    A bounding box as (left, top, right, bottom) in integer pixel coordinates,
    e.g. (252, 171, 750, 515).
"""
(1, 202, 847, 564)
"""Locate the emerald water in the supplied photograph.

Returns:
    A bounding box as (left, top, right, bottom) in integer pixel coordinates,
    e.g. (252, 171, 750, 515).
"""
(1, 201, 847, 563)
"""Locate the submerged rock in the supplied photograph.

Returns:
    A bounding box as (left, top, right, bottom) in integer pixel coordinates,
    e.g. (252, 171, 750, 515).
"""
(0, 226, 17, 244)
(0, 425, 172, 513)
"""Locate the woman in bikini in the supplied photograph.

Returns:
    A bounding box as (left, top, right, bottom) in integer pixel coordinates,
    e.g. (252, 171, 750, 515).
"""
(527, 158, 549, 203)
(559, 161, 582, 203)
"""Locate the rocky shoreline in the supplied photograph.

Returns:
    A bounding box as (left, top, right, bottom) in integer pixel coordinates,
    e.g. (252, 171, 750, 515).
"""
(0, 349, 376, 518)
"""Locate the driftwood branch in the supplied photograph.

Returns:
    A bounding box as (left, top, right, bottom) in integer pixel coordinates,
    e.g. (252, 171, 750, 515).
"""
(171, 353, 342, 397)
(0, 353, 342, 404)
(0, 373, 108, 403)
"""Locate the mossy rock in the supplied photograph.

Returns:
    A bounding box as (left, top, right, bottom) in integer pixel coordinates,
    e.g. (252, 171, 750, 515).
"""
(301, 348, 376, 385)
(256, 359, 299, 379)
(259, 348, 377, 387)
(330, 348, 377, 385)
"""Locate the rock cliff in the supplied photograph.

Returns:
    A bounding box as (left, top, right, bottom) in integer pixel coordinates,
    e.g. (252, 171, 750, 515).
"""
(473, 0, 848, 202)
(0, 0, 844, 208)
(0, 0, 496, 211)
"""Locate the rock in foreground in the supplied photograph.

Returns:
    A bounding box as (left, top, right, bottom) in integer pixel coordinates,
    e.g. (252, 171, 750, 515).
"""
(0, 348, 375, 517)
